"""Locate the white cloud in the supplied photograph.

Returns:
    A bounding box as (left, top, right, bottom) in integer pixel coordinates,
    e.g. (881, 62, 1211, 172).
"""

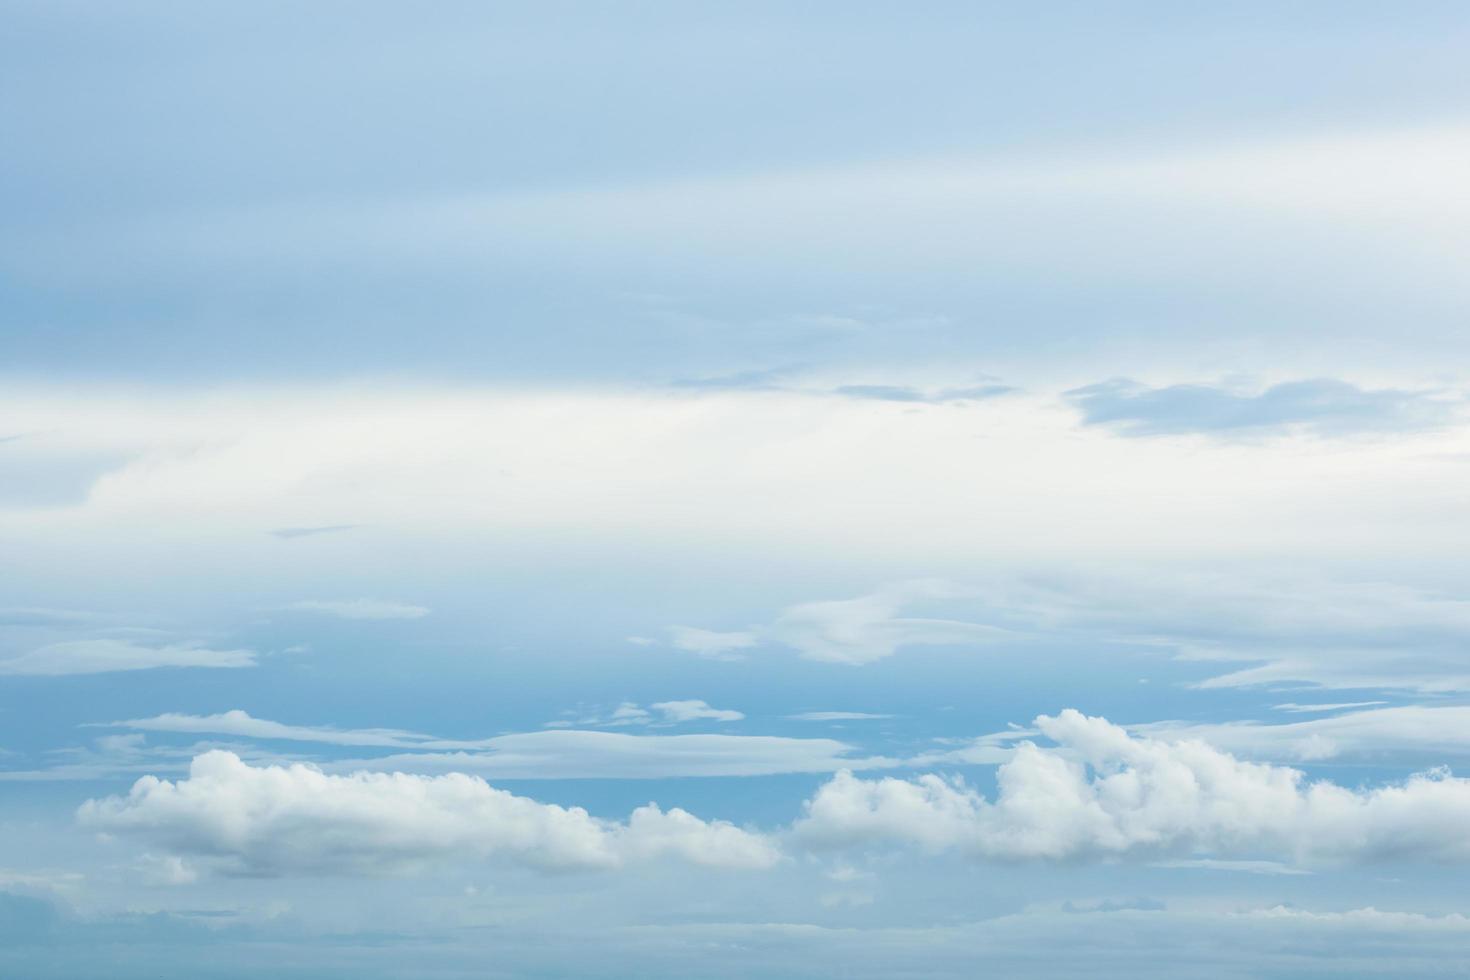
(103, 710, 886, 778)
(348, 730, 894, 780)
(795, 708, 1470, 865)
(666, 626, 758, 660)
(133, 853, 198, 886)
(5, 386, 1468, 577)
(79, 750, 779, 876)
(1273, 701, 1388, 713)
(650, 700, 744, 723)
(676, 580, 1012, 667)
(974, 573, 1470, 692)
(609, 702, 652, 724)
(771, 580, 1010, 665)
(112, 709, 440, 748)
(1151, 858, 1309, 876)
(286, 598, 429, 620)
(0, 639, 255, 676)
(1134, 705, 1470, 762)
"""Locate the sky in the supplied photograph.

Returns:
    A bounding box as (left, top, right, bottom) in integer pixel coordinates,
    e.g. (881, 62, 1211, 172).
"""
(5, 3, 1470, 976)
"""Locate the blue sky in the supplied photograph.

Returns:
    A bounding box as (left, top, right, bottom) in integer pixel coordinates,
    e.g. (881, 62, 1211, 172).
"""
(5, 3, 1470, 977)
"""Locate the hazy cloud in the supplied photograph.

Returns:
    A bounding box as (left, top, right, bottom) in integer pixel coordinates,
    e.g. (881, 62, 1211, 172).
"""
(1066, 378, 1456, 437)
(286, 599, 429, 620)
(0, 640, 255, 676)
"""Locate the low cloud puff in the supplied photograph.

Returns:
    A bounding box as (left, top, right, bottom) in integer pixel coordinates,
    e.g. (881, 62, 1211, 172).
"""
(796, 709, 1470, 865)
(1065, 378, 1455, 437)
(79, 751, 780, 876)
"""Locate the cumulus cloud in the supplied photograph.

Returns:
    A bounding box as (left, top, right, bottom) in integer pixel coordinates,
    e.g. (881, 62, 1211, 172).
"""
(795, 709, 1470, 865)
(286, 599, 429, 620)
(0, 640, 255, 676)
(79, 751, 780, 877)
(1065, 377, 1456, 437)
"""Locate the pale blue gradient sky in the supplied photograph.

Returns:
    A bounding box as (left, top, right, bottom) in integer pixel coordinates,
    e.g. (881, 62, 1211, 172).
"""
(5, 4, 1470, 977)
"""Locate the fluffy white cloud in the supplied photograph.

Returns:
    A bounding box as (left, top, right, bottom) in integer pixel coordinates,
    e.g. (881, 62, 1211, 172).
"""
(796, 709, 1470, 864)
(79, 751, 779, 876)
(286, 598, 429, 620)
(0, 639, 255, 676)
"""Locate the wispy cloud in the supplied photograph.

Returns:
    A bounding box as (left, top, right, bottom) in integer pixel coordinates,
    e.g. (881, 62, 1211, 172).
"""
(545, 700, 745, 728)
(0, 640, 255, 676)
(666, 627, 759, 660)
(788, 712, 894, 722)
(1066, 378, 1457, 437)
(286, 598, 429, 620)
(98, 710, 890, 779)
(832, 383, 1014, 405)
(269, 524, 360, 539)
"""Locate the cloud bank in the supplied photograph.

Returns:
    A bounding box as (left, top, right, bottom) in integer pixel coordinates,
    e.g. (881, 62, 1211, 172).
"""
(797, 709, 1470, 865)
(79, 751, 779, 876)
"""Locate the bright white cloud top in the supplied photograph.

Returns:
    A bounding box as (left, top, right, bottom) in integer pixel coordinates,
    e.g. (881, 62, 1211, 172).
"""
(80, 751, 779, 875)
(798, 711, 1470, 865)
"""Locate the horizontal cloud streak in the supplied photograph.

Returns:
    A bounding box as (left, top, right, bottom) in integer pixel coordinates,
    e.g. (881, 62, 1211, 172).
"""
(1066, 378, 1456, 437)
(286, 599, 429, 620)
(103, 710, 887, 778)
(0, 640, 255, 676)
